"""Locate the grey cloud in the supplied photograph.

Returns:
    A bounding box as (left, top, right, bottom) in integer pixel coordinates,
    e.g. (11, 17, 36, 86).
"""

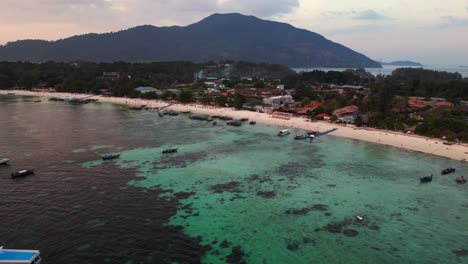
(438, 16, 468, 28)
(353, 9, 392, 20)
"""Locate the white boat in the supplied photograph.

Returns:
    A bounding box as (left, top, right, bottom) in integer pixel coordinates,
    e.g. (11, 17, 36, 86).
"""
(0, 247, 41, 264)
(278, 129, 291, 137)
(0, 159, 9, 165)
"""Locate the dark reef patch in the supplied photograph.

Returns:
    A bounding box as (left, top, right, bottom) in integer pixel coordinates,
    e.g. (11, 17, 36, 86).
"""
(226, 246, 248, 264)
(287, 243, 300, 251)
(285, 204, 329, 215)
(452, 249, 468, 257)
(343, 229, 359, 237)
(256, 191, 276, 198)
(210, 181, 242, 194)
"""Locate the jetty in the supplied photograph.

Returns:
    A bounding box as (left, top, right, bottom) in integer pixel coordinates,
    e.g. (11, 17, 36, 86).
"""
(316, 128, 338, 137)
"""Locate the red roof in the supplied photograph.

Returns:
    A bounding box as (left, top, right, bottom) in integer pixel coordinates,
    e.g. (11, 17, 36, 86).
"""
(408, 99, 427, 109)
(333, 105, 359, 117)
(316, 113, 331, 119)
(435, 101, 453, 107)
(305, 101, 322, 110)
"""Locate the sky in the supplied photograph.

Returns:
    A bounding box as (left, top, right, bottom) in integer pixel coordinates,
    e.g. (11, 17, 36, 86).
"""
(0, 0, 467, 65)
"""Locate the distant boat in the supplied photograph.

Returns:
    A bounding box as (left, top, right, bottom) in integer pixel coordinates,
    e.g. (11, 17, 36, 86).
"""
(294, 134, 314, 140)
(162, 148, 178, 154)
(158, 112, 164, 117)
(0, 247, 42, 263)
(249, 121, 256, 125)
(441, 167, 456, 175)
(102, 153, 120, 160)
(419, 175, 433, 183)
(189, 114, 210, 121)
(168, 111, 179, 116)
(7, 92, 15, 95)
(181, 110, 191, 114)
(219, 116, 233, 121)
(0, 158, 9, 165)
(11, 169, 35, 179)
(227, 120, 242, 127)
(278, 129, 290, 137)
(240, 118, 249, 122)
(33, 100, 41, 103)
(455, 176, 466, 184)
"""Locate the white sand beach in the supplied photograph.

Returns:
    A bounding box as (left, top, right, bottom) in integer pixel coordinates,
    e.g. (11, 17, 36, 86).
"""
(2, 89, 467, 162)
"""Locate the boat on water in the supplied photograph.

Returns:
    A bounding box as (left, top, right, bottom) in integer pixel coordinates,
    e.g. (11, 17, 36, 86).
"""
(278, 129, 291, 137)
(158, 112, 164, 117)
(11, 170, 35, 179)
(240, 118, 249, 122)
(181, 111, 191, 114)
(455, 176, 466, 184)
(294, 134, 314, 140)
(48, 97, 64, 101)
(102, 153, 120, 160)
(162, 148, 178, 154)
(0, 158, 9, 165)
(220, 116, 233, 121)
(227, 120, 242, 127)
(0, 247, 41, 264)
(420, 175, 433, 183)
(189, 114, 210, 121)
(249, 121, 256, 125)
(441, 167, 456, 175)
(7, 92, 15, 95)
(33, 100, 41, 103)
(168, 111, 179, 116)
(129, 106, 143, 110)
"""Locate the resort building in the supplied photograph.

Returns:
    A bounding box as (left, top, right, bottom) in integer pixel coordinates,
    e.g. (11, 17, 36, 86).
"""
(333, 105, 359, 117)
(134, 87, 162, 94)
(263, 95, 294, 106)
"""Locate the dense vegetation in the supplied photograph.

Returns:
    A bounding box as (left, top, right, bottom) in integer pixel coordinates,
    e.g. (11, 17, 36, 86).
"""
(0, 61, 293, 96)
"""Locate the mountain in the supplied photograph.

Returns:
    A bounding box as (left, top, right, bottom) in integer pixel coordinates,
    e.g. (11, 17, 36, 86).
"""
(0, 13, 381, 68)
(382, 61, 423, 66)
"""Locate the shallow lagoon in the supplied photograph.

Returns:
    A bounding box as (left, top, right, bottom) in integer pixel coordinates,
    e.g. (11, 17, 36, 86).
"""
(1, 96, 467, 263)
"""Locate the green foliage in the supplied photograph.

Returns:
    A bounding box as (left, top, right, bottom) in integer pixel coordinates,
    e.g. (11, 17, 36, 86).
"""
(301, 97, 311, 106)
(330, 114, 338, 122)
(232, 93, 247, 110)
(179, 90, 194, 103)
(139, 92, 158, 100)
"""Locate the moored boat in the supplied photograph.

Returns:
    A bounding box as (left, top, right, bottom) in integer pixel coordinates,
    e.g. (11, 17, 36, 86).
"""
(249, 121, 256, 125)
(441, 167, 455, 175)
(162, 148, 178, 154)
(455, 176, 466, 184)
(168, 111, 179, 116)
(220, 116, 233, 121)
(227, 120, 242, 127)
(0, 247, 42, 264)
(419, 175, 433, 183)
(11, 170, 35, 179)
(240, 118, 249, 122)
(294, 134, 314, 140)
(189, 114, 210, 121)
(278, 129, 290, 137)
(102, 153, 120, 160)
(0, 158, 9, 165)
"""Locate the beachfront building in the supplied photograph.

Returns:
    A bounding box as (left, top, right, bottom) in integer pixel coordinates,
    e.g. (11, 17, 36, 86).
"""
(333, 105, 359, 117)
(262, 95, 294, 106)
(329, 85, 369, 95)
(101, 72, 120, 80)
(134, 86, 162, 95)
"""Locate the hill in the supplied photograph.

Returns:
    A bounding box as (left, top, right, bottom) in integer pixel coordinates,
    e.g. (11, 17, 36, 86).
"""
(0, 13, 381, 68)
(382, 61, 423, 66)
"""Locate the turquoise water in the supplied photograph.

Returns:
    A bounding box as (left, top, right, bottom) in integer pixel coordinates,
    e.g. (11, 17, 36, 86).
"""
(83, 114, 468, 263)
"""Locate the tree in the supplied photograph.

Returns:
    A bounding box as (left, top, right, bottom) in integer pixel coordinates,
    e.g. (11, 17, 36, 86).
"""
(140, 92, 158, 99)
(354, 116, 363, 127)
(179, 90, 194, 103)
(330, 114, 338, 122)
(233, 93, 246, 110)
(301, 97, 311, 106)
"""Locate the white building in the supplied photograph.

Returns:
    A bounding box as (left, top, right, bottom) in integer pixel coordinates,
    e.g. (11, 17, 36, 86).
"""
(263, 95, 294, 106)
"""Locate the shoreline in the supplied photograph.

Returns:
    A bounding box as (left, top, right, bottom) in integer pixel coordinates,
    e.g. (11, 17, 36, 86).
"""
(2, 89, 467, 162)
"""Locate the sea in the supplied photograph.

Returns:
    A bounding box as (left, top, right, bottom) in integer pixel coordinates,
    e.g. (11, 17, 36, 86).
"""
(293, 65, 468, 78)
(0, 95, 467, 264)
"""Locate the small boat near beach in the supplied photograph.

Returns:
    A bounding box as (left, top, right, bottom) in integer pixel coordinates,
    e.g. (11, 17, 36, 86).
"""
(227, 120, 242, 127)
(455, 176, 466, 184)
(441, 167, 455, 175)
(33, 100, 41, 103)
(181, 111, 191, 114)
(0, 158, 10, 165)
(220, 116, 233, 121)
(162, 147, 178, 154)
(294, 134, 314, 141)
(11, 169, 35, 179)
(278, 129, 290, 137)
(129, 106, 144, 110)
(7, 92, 15, 95)
(0, 247, 42, 264)
(240, 118, 249, 122)
(419, 175, 433, 183)
(102, 153, 120, 160)
(190, 114, 210, 121)
(249, 121, 256, 125)
(168, 111, 179, 116)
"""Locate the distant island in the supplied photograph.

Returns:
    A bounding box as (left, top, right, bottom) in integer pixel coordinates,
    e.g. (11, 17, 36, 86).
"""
(382, 61, 423, 66)
(0, 13, 381, 68)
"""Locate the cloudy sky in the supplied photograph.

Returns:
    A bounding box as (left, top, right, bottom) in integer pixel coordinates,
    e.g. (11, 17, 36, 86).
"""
(1, 0, 467, 65)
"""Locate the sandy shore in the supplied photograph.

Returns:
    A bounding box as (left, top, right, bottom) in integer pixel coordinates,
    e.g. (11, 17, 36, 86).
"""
(2, 90, 468, 162)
